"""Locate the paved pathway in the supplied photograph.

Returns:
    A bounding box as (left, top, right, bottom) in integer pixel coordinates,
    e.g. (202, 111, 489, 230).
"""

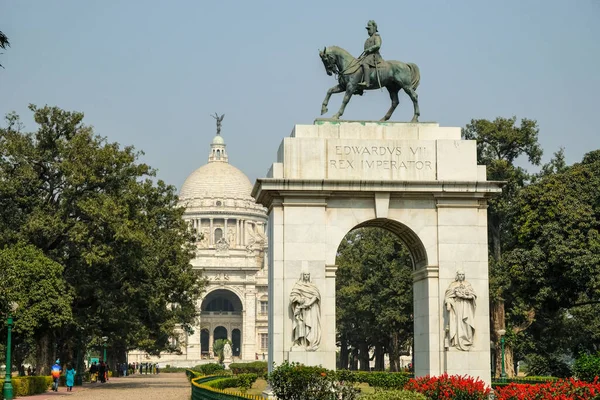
(17, 373, 191, 400)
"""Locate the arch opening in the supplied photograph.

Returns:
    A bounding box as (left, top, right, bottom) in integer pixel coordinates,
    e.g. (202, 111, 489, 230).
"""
(352, 218, 428, 269)
(201, 289, 243, 313)
(335, 224, 416, 372)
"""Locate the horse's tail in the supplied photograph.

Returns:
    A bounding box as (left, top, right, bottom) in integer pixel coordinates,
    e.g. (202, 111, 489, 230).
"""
(407, 62, 421, 90)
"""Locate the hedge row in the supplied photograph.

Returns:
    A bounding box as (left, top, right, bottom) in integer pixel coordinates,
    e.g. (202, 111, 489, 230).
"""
(360, 390, 426, 400)
(160, 367, 189, 373)
(206, 373, 259, 392)
(192, 363, 227, 376)
(337, 370, 411, 389)
(229, 362, 268, 376)
(0, 376, 52, 399)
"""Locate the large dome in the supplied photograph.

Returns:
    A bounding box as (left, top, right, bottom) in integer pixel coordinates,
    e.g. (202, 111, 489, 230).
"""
(180, 162, 253, 201)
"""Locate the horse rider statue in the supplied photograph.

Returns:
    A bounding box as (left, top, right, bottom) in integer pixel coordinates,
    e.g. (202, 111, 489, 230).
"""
(358, 20, 383, 88)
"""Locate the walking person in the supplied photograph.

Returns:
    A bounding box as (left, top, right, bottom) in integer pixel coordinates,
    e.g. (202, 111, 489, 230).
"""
(90, 362, 98, 383)
(51, 360, 62, 392)
(98, 361, 106, 383)
(65, 363, 76, 392)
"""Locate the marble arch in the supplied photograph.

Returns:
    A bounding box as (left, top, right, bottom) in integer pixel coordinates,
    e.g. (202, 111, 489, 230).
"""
(253, 121, 503, 385)
(328, 218, 428, 270)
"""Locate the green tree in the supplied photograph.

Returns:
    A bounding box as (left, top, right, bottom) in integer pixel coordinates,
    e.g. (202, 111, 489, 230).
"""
(336, 228, 413, 371)
(0, 105, 206, 372)
(463, 116, 542, 377)
(0, 244, 72, 370)
(502, 150, 600, 372)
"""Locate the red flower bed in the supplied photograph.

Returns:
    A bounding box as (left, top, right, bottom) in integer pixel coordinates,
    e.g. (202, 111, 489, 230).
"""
(404, 373, 490, 400)
(494, 377, 600, 400)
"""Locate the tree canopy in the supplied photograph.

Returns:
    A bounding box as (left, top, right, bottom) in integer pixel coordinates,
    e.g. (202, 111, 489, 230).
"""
(463, 116, 543, 377)
(0, 105, 205, 372)
(0, 30, 9, 68)
(501, 150, 600, 374)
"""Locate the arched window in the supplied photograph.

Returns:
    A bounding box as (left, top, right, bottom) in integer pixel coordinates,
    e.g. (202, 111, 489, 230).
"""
(216, 149, 221, 160)
(205, 297, 234, 312)
(214, 228, 223, 242)
(201, 329, 210, 356)
(232, 329, 241, 356)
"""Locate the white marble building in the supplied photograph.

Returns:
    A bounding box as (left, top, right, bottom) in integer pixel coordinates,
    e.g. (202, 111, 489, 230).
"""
(129, 131, 269, 367)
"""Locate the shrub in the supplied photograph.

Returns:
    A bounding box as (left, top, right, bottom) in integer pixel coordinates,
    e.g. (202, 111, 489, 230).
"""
(494, 378, 600, 399)
(268, 361, 359, 400)
(230, 361, 268, 376)
(404, 374, 490, 400)
(360, 390, 427, 400)
(237, 373, 259, 392)
(523, 353, 572, 378)
(0, 376, 52, 399)
(344, 371, 410, 390)
(193, 363, 226, 376)
(574, 352, 600, 383)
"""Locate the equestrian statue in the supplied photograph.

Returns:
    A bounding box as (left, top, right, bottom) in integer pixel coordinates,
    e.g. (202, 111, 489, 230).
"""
(319, 20, 421, 122)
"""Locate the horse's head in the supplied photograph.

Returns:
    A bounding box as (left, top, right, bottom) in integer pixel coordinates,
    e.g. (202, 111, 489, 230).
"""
(319, 47, 336, 76)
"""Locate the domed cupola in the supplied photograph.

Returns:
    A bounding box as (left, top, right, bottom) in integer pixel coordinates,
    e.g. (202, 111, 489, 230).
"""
(209, 132, 228, 163)
(178, 114, 266, 219)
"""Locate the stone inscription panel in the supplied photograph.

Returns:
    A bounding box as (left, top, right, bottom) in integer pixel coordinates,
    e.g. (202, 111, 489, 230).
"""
(326, 139, 436, 180)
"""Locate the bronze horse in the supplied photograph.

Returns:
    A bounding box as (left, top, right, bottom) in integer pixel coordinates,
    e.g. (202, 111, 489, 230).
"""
(319, 46, 421, 122)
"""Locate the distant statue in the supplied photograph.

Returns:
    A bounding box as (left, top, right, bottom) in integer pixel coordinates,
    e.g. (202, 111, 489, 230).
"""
(319, 20, 421, 122)
(227, 228, 235, 246)
(197, 227, 209, 248)
(290, 272, 321, 351)
(215, 237, 230, 253)
(223, 343, 233, 360)
(444, 270, 477, 351)
(211, 113, 225, 135)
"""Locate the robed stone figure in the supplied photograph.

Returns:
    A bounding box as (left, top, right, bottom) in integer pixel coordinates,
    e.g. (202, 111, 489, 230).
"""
(290, 272, 321, 351)
(444, 270, 477, 351)
(223, 342, 233, 360)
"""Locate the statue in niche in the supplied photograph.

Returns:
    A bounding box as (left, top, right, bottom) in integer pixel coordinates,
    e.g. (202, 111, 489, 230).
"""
(290, 272, 321, 351)
(444, 269, 477, 351)
(198, 227, 209, 248)
(227, 228, 235, 246)
(215, 237, 230, 253)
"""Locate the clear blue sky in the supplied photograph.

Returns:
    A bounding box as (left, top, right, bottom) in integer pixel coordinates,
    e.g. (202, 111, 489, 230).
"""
(1, 0, 599, 189)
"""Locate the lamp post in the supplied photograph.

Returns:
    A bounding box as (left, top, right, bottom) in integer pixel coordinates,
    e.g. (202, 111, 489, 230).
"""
(74, 327, 83, 386)
(3, 302, 19, 400)
(498, 329, 507, 382)
(101, 336, 108, 362)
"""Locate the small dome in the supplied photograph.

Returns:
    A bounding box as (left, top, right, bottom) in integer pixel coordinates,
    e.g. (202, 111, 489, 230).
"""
(212, 135, 225, 145)
(179, 162, 253, 201)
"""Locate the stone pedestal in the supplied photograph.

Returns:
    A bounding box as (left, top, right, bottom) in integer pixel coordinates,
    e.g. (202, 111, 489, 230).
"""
(252, 121, 502, 385)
